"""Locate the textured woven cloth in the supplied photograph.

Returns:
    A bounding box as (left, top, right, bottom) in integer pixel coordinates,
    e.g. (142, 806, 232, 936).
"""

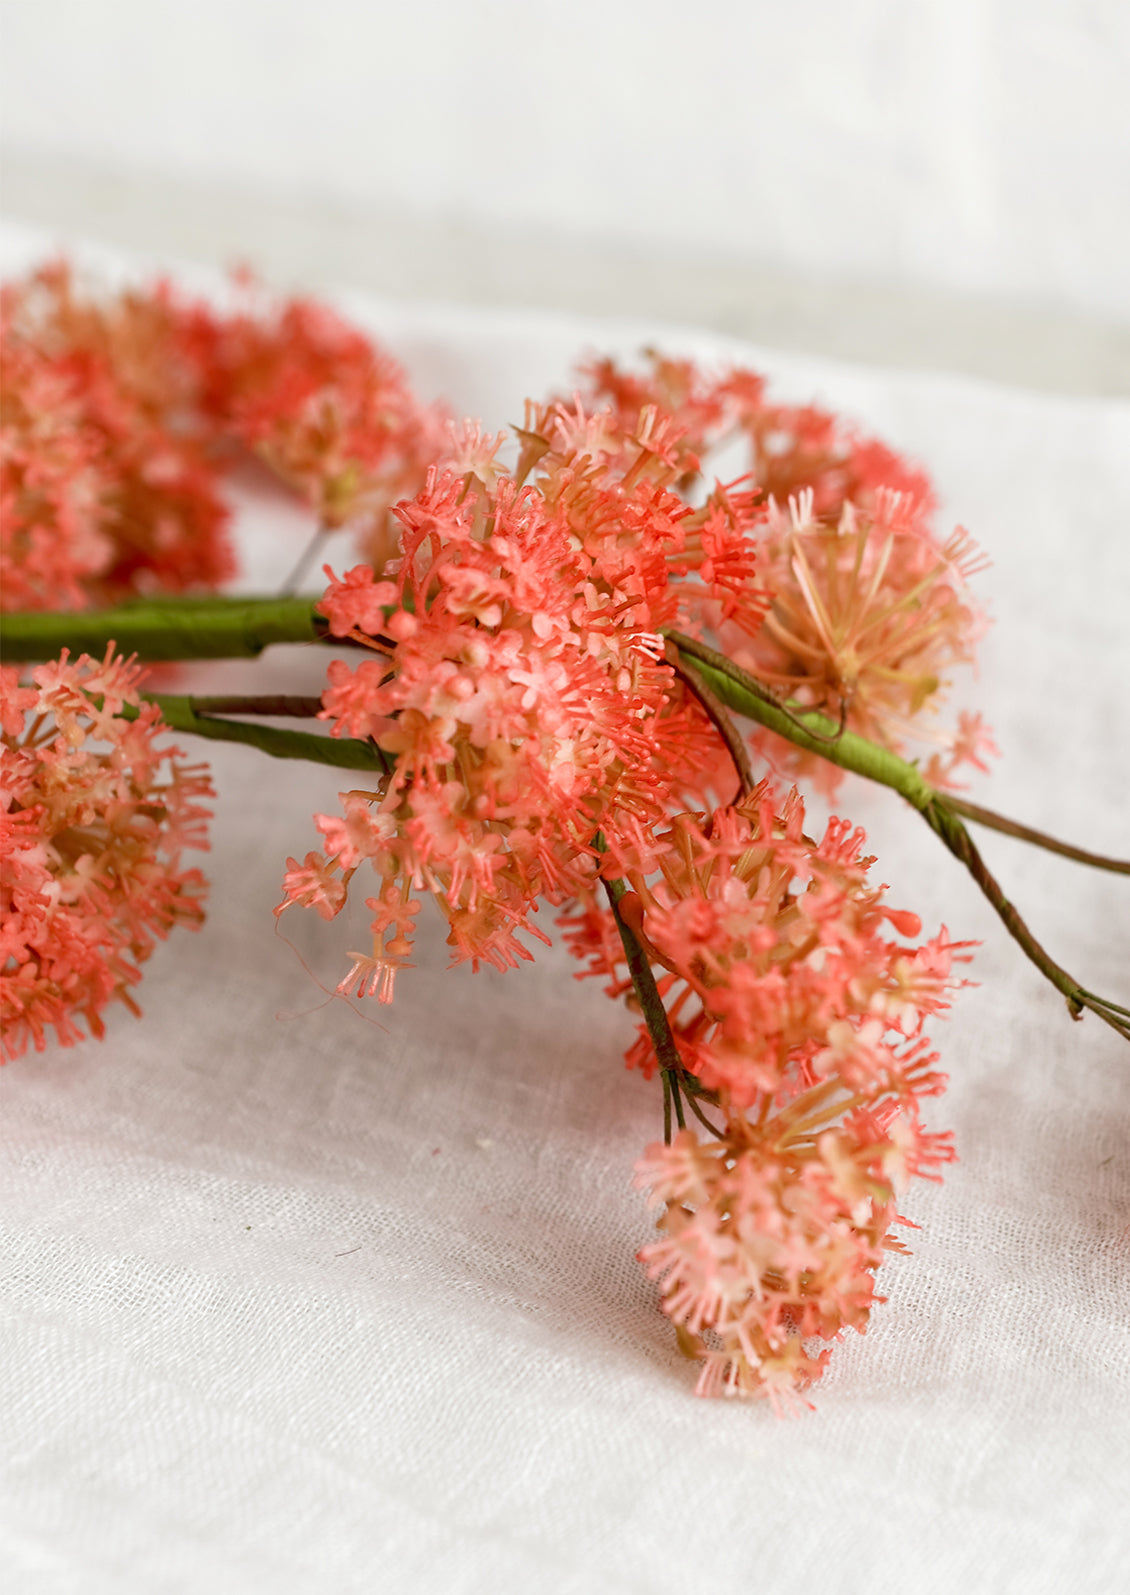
(2, 223, 1128, 1595)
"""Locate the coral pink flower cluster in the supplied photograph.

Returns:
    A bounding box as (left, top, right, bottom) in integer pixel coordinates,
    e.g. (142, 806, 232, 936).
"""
(1, 264, 235, 609)
(572, 786, 966, 1103)
(1, 263, 442, 609)
(585, 352, 935, 520)
(568, 785, 968, 1402)
(1, 649, 212, 1062)
(636, 1114, 921, 1408)
(179, 281, 449, 568)
(733, 492, 994, 790)
(278, 401, 771, 994)
(581, 353, 993, 789)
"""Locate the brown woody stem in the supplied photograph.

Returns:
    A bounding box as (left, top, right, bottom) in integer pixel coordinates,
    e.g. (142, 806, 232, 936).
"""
(663, 640, 755, 802)
(943, 795, 1130, 875)
(921, 798, 1130, 1040)
(185, 694, 325, 718)
(599, 857, 687, 1142)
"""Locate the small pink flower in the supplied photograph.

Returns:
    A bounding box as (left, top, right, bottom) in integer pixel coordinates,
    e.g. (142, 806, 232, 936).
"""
(317, 564, 399, 638)
(277, 852, 347, 921)
(314, 795, 396, 871)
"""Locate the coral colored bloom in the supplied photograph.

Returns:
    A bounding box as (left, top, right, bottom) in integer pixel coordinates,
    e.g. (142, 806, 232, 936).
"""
(582, 350, 935, 526)
(635, 1114, 932, 1409)
(1, 263, 234, 609)
(1, 650, 212, 1061)
(1, 259, 447, 607)
(568, 783, 972, 1107)
(579, 352, 992, 788)
(262, 350, 977, 1410)
(181, 280, 448, 569)
(733, 491, 994, 790)
(565, 784, 967, 1406)
(280, 396, 769, 988)
(618, 791, 965, 1407)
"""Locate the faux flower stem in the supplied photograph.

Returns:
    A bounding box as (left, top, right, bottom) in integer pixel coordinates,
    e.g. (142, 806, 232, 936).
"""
(920, 800, 1130, 1041)
(0, 597, 325, 662)
(184, 694, 324, 717)
(125, 694, 392, 773)
(942, 795, 1130, 875)
(663, 640, 755, 801)
(662, 630, 936, 805)
(280, 525, 333, 597)
(663, 631, 1130, 1042)
(599, 858, 687, 1142)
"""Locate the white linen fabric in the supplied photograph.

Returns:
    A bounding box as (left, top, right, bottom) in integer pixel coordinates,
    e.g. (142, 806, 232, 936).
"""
(1, 223, 1128, 1595)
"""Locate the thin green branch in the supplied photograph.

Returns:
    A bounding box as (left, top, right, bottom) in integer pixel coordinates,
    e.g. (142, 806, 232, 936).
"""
(133, 694, 392, 774)
(921, 799, 1130, 1041)
(661, 1070, 673, 1145)
(663, 629, 932, 805)
(280, 525, 333, 596)
(8, 601, 1123, 1043)
(1, 597, 325, 662)
(944, 795, 1130, 876)
(681, 1088, 725, 1139)
(1082, 991, 1130, 1020)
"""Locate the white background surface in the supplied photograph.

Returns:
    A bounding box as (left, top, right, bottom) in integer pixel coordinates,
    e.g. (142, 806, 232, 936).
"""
(3, 2, 1129, 395)
(4, 0, 1129, 320)
(1, 222, 1129, 1593)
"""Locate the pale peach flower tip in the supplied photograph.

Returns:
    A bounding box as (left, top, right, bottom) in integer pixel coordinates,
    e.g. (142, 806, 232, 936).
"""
(734, 494, 994, 793)
(276, 853, 348, 922)
(1, 650, 213, 1062)
(635, 1093, 953, 1408)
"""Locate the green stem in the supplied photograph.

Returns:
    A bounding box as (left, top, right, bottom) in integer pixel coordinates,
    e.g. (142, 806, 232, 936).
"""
(280, 525, 333, 597)
(662, 629, 934, 808)
(8, 603, 1123, 1040)
(135, 694, 392, 774)
(1, 597, 325, 662)
(944, 795, 1130, 876)
(920, 798, 1130, 1041)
